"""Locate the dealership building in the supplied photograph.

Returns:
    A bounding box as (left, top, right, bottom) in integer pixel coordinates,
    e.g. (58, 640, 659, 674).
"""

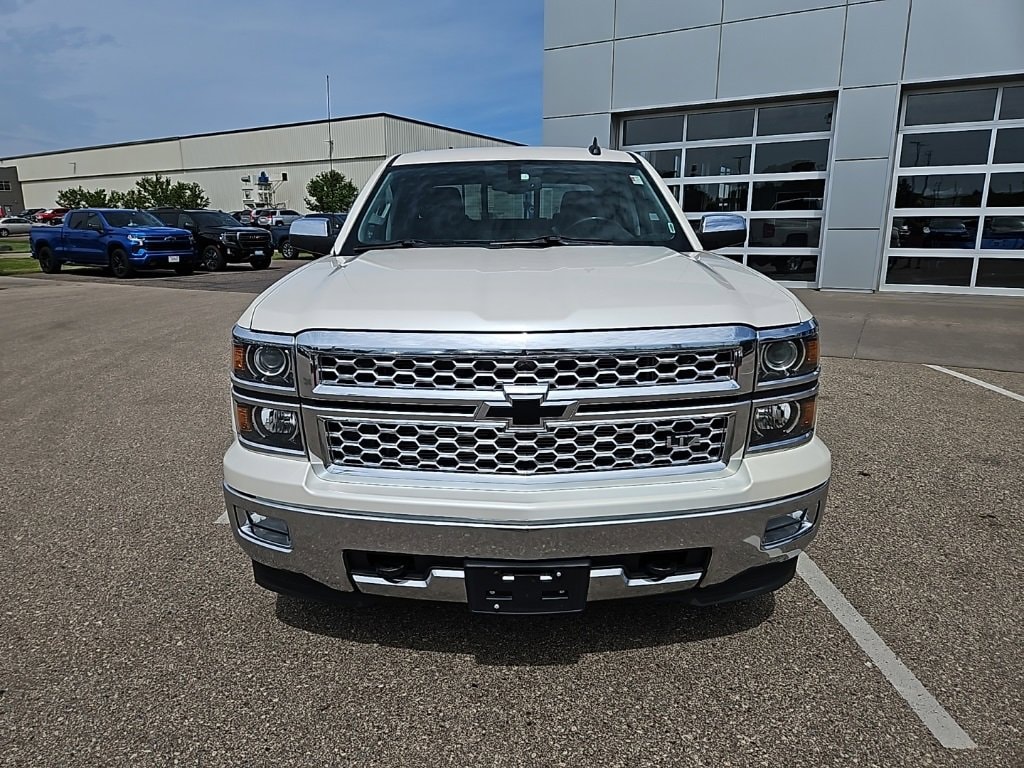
(0, 113, 514, 217)
(544, 0, 1024, 295)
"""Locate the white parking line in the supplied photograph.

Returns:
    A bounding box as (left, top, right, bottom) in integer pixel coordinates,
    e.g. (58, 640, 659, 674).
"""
(214, 511, 229, 525)
(925, 365, 1024, 403)
(798, 556, 977, 750)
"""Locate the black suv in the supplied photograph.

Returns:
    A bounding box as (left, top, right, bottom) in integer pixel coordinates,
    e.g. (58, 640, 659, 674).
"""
(149, 208, 273, 271)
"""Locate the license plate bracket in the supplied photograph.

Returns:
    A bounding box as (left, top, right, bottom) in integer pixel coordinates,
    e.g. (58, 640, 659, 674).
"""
(464, 559, 591, 615)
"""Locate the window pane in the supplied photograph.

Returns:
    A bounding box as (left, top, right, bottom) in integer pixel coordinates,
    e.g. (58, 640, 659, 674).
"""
(754, 140, 829, 173)
(977, 258, 1024, 288)
(623, 115, 684, 146)
(747, 253, 818, 281)
(886, 256, 973, 286)
(987, 173, 1024, 207)
(752, 179, 826, 211)
(748, 218, 821, 248)
(899, 131, 990, 167)
(684, 145, 751, 176)
(639, 149, 681, 178)
(999, 86, 1024, 120)
(893, 174, 984, 208)
(993, 127, 1024, 164)
(757, 102, 834, 136)
(904, 89, 997, 125)
(981, 216, 1024, 250)
(687, 109, 754, 141)
(681, 183, 748, 212)
(889, 216, 978, 249)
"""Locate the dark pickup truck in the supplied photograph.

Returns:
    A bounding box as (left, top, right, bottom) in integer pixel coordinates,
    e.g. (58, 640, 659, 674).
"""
(278, 213, 347, 259)
(150, 208, 274, 271)
(29, 208, 195, 278)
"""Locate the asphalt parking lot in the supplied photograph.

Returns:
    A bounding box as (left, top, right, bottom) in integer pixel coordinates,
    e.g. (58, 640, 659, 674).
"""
(1, 274, 1022, 767)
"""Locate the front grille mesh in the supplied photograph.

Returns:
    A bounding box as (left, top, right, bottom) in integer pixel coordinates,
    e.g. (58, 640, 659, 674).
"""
(143, 238, 191, 252)
(316, 350, 738, 391)
(238, 232, 270, 245)
(322, 415, 729, 475)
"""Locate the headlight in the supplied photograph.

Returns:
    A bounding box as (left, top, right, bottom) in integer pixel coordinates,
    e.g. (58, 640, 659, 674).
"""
(234, 400, 303, 454)
(127, 234, 144, 245)
(749, 394, 816, 451)
(232, 329, 295, 388)
(757, 330, 819, 385)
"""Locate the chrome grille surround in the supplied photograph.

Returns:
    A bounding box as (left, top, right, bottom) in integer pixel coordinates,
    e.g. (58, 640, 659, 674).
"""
(315, 349, 738, 391)
(295, 328, 758, 486)
(323, 413, 731, 475)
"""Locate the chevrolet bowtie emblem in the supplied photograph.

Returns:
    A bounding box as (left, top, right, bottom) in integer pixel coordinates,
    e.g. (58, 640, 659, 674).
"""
(478, 386, 576, 430)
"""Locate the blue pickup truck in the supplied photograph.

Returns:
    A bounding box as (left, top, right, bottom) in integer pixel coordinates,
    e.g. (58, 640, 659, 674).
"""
(30, 208, 196, 278)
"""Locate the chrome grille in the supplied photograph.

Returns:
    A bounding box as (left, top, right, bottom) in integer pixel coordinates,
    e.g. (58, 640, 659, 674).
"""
(322, 415, 730, 475)
(315, 349, 738, 391)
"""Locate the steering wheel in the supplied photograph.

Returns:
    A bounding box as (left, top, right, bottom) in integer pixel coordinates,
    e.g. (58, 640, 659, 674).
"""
(560, 216, 633, 239)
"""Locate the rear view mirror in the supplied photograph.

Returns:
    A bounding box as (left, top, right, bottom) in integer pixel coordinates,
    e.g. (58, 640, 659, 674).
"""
(699, 214, 747, 250)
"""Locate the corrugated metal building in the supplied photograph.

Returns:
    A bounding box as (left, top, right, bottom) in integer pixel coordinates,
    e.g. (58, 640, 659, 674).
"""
(0, 113, 516, 213)
(544, 0, 1024, 296)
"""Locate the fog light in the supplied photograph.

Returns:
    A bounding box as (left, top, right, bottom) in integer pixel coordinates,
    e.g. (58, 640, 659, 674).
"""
(762, 510, 809, 548)
(244, 511, 291, 548)
(254, 407, 298, 438)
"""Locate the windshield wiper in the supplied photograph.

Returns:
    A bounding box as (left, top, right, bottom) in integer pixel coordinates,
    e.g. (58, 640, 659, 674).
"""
(352, 239, 433, 254)
(488, 235, 619, 248)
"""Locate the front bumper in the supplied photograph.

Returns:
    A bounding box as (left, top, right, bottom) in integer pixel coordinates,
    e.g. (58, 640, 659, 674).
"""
(132, 250, 195, 267)
(223, 439, 829, 606)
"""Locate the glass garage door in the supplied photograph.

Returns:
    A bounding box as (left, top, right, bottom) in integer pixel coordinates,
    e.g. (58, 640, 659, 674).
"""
(885, 83, 1024, 294)
(620, 100, 835, 286)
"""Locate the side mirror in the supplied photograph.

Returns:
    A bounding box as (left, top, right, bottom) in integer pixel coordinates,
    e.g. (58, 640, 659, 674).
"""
(699, 214, 747, 250)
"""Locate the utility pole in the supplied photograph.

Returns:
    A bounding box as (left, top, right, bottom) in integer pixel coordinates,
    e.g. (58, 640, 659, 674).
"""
(326, 74, 334, 171)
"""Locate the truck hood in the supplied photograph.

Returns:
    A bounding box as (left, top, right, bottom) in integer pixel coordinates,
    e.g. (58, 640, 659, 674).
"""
(130, 227, 191, 237)
(244, 246, 811, 334)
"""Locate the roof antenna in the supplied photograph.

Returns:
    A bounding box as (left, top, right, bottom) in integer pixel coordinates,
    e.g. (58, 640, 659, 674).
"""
(588, 137, 602, 156)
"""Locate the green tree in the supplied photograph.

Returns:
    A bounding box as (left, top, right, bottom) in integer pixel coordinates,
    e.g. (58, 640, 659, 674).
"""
(55, 174, 210, 210)
(305, 170, 358, 213)
(55, 186, 118, 208)
(134, 173, 210, 208)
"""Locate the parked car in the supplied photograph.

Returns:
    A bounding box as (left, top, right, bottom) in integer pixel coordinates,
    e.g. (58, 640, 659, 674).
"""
(18, 208, 45, 220)
(223, 147, 830, 614)
(281, 212, 347, 258)
(29, 208, 196, 278)
(149, 208, 274, 271)
(252, 208, 301, 227)
(0, 216, 33, 237)
(34, 208, 70, 225)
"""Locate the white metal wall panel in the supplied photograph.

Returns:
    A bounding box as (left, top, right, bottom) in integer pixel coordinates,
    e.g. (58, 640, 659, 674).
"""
(9, 116, 513, 210)
(383, 118, 514, 154)
(13, 140, 182, 182)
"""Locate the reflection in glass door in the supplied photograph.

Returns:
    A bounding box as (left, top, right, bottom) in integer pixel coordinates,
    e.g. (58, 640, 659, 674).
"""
(620, 100, 835, 286)
(884, 83, 1024, 294)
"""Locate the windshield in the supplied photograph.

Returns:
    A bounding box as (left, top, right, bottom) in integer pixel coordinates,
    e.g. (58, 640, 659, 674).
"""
(343, 160, 688, 253)
(193, 211, 243, 228)
(103, 210, 164, 228)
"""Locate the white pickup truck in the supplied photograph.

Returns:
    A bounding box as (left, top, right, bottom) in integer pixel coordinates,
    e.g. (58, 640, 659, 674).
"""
(223, 146, 830, 614)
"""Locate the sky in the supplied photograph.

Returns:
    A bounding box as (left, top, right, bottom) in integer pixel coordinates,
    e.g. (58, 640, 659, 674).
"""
(0, 0, 543, 157)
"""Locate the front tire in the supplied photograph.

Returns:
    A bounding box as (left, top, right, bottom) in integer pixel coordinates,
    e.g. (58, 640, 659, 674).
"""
(109, 248, 135, 279)
(280, 239, 296, 259)
(0, 228, 9, 237)
(37, 245, 61, 273)
(201, 244, 226, 271)
(250, 253, 272, 270)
